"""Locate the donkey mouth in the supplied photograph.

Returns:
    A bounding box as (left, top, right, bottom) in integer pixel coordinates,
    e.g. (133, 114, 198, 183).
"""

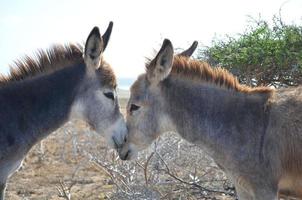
(119, 150, 131, 160)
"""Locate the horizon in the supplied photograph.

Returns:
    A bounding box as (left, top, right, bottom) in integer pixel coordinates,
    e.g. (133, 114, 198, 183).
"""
(0, 0, 301, 89)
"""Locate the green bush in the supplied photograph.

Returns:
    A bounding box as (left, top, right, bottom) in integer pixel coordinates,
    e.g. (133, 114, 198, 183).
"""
(198, 16, 302, 87)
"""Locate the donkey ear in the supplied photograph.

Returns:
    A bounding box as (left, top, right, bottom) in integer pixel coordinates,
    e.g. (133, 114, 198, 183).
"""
(178, 41, 198, 57)
(102, 21, 113, 52)
(84, 26, 103, 69)
(147, 39, 174, 85)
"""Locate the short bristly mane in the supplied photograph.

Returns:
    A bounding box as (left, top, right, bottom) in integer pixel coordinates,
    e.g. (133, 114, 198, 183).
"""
(0, 44, 83, 86)
(0, 43, 117, 88)
(164, 56, 274, 95)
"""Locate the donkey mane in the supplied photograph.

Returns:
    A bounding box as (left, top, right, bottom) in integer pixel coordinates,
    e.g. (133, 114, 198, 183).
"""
(0, 44, 116, 87)
(0, 44, 83, 85)
(169, 56, 274, 95)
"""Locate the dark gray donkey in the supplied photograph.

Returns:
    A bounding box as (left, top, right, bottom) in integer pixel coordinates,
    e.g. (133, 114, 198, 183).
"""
(118, 39, 302, 199)
(0, 22, 127, 199)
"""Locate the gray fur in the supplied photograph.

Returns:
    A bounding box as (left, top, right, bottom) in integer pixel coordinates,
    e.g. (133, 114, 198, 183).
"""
(119, 40, 302, 199)
(178, 41, 198, 57)
(0, 24, 127, 200)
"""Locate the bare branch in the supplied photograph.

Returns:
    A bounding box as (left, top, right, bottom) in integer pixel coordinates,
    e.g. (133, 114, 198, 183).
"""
(155, 152, 234, 196)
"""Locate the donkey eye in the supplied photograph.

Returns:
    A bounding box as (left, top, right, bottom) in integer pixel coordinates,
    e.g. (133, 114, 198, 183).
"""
(130, 104, 140, 112)
(104, 92, 115, 100)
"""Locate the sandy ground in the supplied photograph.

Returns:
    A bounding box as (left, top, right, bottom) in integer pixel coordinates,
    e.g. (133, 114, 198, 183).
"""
(6, 98, 129, 200)
(5, 97, 235, 200)
(6, 121, 114, 200)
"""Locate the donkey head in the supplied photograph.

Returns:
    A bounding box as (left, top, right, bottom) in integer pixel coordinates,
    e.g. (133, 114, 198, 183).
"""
(118, 40, 198, 160)
(71, 22, 127, 149)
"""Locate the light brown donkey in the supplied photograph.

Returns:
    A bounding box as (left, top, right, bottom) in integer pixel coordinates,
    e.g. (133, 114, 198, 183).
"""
(118, 39, 302, 199)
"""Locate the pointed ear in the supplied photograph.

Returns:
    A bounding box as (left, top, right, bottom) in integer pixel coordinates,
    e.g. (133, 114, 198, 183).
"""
(84, 26, 103, 69)
(147, 39, 174, 85)
(178, 41, 198, 57)
(102, 21, 113, 52)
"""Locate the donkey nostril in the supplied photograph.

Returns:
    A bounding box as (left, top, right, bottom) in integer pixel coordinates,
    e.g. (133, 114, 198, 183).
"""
(124, 150, 130, 160)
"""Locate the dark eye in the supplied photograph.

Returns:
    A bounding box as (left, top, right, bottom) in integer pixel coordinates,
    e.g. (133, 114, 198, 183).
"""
(104, 92, 115, 100)
(130, 104, 140, 112)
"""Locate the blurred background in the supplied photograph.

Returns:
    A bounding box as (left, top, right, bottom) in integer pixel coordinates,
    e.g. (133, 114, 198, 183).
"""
(1, 0, 301, 89)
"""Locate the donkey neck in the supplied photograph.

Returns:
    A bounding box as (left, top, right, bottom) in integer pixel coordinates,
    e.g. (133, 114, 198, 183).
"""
(0, 63, 86, 148)
(161, 78, 270, 166)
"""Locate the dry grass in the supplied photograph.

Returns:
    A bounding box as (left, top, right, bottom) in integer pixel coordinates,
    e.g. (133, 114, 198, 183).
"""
(6, 97, 236, 200)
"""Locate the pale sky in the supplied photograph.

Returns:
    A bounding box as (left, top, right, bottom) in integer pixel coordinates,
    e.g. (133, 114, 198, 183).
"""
(0, 0, 301, 87)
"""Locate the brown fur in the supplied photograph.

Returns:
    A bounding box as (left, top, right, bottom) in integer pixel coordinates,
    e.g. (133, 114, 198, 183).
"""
(147, 56, 274, 95)
(278, 174, 302, 198)
(0, 44, 116, 88)
(98, 60, 117, 88)
(126, 40, 302, 199)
